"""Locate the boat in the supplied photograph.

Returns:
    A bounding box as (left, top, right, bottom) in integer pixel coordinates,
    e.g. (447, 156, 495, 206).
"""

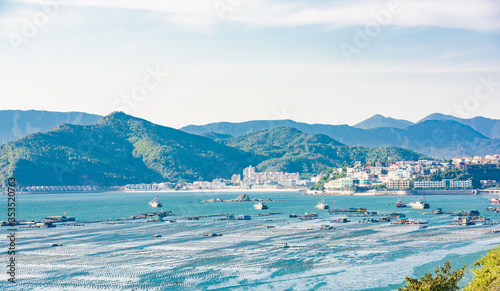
(316, 199, 329, 209)
(328, 207, 367, 213)
(423, 208, 443, 215)
(461, 217, 475, 226)
(330, 218, 350, 223)
(396, 196, 406, 208)
(148, 196, 162, 208)
(408, 196, 430, 209)
(489, 195, 500, 205)
(253, 202, 268, 210)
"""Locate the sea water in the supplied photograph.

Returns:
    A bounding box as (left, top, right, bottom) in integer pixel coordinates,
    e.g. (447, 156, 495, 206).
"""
(0, 191, 499, 290)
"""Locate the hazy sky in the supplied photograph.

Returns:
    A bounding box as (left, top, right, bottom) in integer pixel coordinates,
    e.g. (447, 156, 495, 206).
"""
(1, 0, 500, 128)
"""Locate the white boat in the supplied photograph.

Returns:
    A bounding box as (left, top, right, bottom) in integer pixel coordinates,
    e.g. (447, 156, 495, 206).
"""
(253, 202, 268, 210)
(316, 199, 329, 209)
(489, 195, 500, 205)
(149, 196, 163, 208)
(408, 195, 430, 209)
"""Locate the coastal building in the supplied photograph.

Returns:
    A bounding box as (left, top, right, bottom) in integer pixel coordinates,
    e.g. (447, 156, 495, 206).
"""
(414, 179, 472, 189)
(231, 174, 241, 184)
(243, 166, 256, 179)
(358, 179, 373, 186)
(241, 166, 299, 185)
(325, 178, 357, 189)
(386, 180, 410, 190)
(310, 174, 325, 183)
(481, 180, 499, 187)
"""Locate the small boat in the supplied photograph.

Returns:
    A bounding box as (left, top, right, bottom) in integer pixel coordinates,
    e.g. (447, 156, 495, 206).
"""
(489, 195, 500, 205)
(253, 202, 268, 210)
(396, 196, 406, 208)
(330, 218, 350, 223)
(153, 234, 162, 238)
(316, 199, 329, 209)
(461, 217, 475, 226)
(328, 207, 367, 213)
(148, 196, 162, 208)
(408, 196, 430, 209)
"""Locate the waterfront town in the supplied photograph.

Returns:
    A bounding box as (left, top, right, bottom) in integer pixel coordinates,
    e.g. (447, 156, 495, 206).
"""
(7, 154, 499, 194)
(122, 154, 499, 192)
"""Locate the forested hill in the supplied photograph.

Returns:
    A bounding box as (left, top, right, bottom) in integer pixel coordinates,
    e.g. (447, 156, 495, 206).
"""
(181, 118, 495, 158)
(0, 112, 260, 186)
(220, 127, 426, 176)
(0, 113, 425, 186)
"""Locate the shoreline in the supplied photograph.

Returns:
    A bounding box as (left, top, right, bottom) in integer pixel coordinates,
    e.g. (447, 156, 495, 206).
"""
(304, 189, 498, 196)
(10, 188, 307, 195)
(122, 188, 307, 193)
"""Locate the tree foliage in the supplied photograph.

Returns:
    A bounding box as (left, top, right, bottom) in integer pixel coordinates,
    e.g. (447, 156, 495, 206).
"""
(464, 246, 500, 291)
(0, 112, 259, 186)
(398, 261, 466, 291)
(0, 114, 428, 187)
(223, 127, 426, 178)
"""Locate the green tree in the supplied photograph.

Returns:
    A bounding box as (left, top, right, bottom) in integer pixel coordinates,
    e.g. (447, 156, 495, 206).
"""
(464, 246, 500, 291)
(399, 261, 466, 291)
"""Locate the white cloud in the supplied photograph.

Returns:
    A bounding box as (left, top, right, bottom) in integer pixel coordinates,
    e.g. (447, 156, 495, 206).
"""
(7, 0, 500, 33)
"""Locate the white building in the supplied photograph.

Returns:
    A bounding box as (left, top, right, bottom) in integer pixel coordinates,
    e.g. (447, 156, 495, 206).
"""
(414, 179, 472, 189)
(386, 180, 410, 190)
(241, 166, 300, 185)
(231, 174, 241, 184)
(325, 178, 357, 189)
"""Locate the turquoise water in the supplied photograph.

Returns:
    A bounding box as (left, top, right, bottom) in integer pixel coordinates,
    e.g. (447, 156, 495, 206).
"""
(3, 191, 498, 222)
(0, 191, 499, 290)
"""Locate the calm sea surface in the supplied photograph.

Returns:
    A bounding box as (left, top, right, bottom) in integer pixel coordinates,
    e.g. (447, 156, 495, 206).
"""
(0, 191, 499, 290)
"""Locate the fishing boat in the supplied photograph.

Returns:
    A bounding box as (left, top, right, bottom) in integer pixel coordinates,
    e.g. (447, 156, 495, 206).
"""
(395, 196, 406, 208)
(408, 195, 430, 209)
(489, 195, 500, 205)
(253, 202, 268, 210)
(148, 196, 162, 208)
(315, 199, 329, 209)
(328, 207, 367, 213)
(461, 217, 475, 226)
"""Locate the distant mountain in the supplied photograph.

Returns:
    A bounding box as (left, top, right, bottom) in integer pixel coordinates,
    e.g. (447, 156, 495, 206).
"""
(418, 113, 500, 139)
(220, 127, 425, 175)
(0, 113, 428, 186)
(200, 132, 233, 140)
(0, 110, 102, 144)
(0, 112, 259, 186)
(354, 114, 414, 130)
(182, 119, 305, 137)
(181, 119, 496, 158)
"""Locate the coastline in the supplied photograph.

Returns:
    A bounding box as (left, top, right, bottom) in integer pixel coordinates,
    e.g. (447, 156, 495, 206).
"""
(122, 188, 306, 193)
(303, 189, 490, 196)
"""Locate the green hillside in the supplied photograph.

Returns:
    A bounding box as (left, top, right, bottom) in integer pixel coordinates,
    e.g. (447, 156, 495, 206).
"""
(0, 112, 259, 186)
(0, 114, 426, 186)
(222, 127, 426, 176)
(181, 118, 493, 158)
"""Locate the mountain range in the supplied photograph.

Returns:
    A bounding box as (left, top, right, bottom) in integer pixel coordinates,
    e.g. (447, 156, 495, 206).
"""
(181, 114, 500, 158)
(0, 110, 498, 186)
(353, 114, 414, 130)
(0, 112, 424, 186)
(0, 110, 102, 144)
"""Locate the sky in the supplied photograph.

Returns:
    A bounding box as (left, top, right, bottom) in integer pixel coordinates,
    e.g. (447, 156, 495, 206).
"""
(1, 0, 499, 128)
